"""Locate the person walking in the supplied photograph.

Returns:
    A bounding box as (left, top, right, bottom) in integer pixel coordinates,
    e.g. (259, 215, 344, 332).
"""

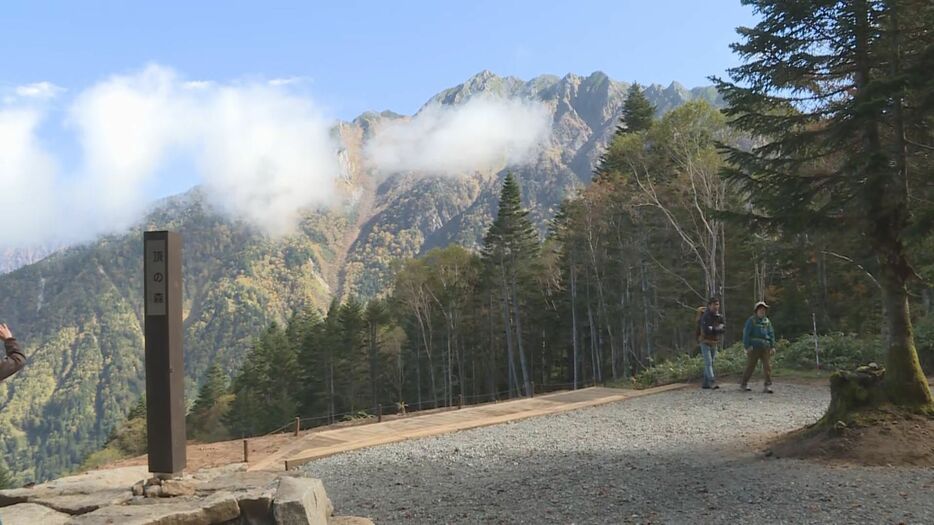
(698, 297, 725, 389)
(741, 302, 776, 393)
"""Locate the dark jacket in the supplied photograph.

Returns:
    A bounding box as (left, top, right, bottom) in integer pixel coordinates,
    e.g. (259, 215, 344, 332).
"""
(743, 315, 775, 350)
(699, 309, 725, 345)
(0, 338, 26, 382)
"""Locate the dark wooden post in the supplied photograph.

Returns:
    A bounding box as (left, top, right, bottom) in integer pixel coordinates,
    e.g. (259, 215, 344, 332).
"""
(294, 417, 301, 437)
(144, 231, 186, 477)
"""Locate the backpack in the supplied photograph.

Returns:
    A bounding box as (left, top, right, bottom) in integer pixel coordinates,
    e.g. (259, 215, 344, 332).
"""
(694, 306, 706, 342)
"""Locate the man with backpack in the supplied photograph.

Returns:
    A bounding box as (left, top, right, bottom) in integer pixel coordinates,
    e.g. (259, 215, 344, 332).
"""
(0, 324, 26, 382)
(697, 297, 725, 389)
(741, 301, 776, 393)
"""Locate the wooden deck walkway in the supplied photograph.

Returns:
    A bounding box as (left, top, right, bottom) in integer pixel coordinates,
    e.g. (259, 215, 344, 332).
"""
(250, 384, 688, 472)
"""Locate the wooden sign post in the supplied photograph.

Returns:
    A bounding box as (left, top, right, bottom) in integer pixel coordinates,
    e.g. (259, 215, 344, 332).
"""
(143, 231, 186, 477)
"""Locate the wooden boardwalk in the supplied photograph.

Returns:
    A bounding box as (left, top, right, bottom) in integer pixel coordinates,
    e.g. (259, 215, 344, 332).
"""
(250, 384, 688, 472)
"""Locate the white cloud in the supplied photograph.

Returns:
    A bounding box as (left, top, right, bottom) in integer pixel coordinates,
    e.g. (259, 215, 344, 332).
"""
(365, 95, 552, 175)
(0, 65, 341, 249)
(196, 84, 339, 235)
(0, 65, 554, 250)
(0, 109, 61, 247)
(68, 65, 193, 227)
(14, 81, 65, 100)
(268, 76, 309, 87)
(65, 64, 340, 237)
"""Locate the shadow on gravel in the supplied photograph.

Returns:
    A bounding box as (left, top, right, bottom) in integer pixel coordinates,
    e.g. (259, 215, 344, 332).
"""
(311, 444, 934, 524)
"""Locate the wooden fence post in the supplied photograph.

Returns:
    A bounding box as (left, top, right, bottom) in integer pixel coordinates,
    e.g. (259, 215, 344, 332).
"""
(294, 417, 301, 437)
(243, 440, 249, 463)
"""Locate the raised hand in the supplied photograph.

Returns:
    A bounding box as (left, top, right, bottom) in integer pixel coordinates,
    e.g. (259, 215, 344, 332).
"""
(0, 324, 12, 341)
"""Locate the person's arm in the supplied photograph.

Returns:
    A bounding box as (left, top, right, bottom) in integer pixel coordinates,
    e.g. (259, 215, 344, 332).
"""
(742, 317, 753, 349)
(0, 324, 26, 382)
(767, 321, 776, 351)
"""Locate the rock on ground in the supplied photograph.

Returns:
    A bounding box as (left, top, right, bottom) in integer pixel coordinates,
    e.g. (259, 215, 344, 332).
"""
(301, 383, 934, 524)
(0, 462, 367, 525)
(68, 491, 240, 525)
(0, 502, 70, 525)
(273, 476, 333, 525)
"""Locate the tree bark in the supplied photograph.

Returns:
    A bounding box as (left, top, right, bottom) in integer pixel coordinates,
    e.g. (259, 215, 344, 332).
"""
(511, 272, 532, 396)
(878, 246, 932, 406)
(570, 259, 580, 389)
(854, 0, 932, 408)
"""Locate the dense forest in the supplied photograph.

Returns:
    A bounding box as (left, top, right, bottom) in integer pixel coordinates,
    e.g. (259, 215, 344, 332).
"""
(173, 86, 933, 440)
(1, 69, 724, 482)
(80, 0, 934, 464)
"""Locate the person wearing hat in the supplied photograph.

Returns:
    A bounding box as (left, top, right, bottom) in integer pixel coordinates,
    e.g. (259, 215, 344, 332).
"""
(741, 301, 776, 393)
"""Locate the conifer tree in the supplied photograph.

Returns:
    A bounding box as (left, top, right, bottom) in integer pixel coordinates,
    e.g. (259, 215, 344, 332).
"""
(187, 364, 229, 440)
(364, 299, 390, 413)
(714, 0, 934, 407)
(482, 173, 540, 396)
(620, 83, 656, 134)
(190, 364, 227, 419)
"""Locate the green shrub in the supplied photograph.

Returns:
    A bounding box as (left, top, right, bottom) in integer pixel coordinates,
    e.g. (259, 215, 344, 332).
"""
(632, 329, 900, 388)
(773, 332, 884, 371)
(633, 343, 748, 388)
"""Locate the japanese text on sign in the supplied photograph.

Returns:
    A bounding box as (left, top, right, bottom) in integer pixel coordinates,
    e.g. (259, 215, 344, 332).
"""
(146, 239, 167, 316)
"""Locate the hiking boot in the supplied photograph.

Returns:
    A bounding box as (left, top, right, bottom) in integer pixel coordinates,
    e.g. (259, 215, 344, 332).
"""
(740, 384, 752, 392)
(711, 383, 720, 390)
(701, 384, 711, 389)
(764, 386, 774, 394)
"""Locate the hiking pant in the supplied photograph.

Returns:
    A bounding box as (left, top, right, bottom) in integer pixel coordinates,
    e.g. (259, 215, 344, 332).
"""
(742, 348, 772, 386)
(700, 343, 717, 387)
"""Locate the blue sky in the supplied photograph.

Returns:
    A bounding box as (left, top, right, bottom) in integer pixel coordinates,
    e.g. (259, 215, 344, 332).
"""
(0, 1, 758, 248)
(2, 1, 755, 119)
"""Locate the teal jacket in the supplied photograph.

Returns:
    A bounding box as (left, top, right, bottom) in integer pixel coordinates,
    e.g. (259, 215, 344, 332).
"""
(743, 315, 775, 350)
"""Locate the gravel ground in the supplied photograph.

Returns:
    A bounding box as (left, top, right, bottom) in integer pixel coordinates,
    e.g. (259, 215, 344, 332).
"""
(302, 383, 934, 524)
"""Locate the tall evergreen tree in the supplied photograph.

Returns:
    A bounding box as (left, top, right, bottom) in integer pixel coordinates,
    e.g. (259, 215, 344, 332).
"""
(297, 304, 330, 418)
(224, 322, 300, 435)
(481, 173, 540, 396)
(189, 364, 227, 418)
(187, 363, 229, 440)
(337, 298, 368, 411)
(715, 0, 934, 407)
(364, 299, 390, 413)
(620, 83, 656, 134)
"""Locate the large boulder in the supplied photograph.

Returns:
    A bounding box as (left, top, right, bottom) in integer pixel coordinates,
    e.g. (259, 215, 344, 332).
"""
(272, 477, 333, 525)
(0, 465, 372, 525)
(32, 489, 133, 515)
(69, 491, 240, 525)
(236, 484, 278, 525)
(0, 466, 147, 509)
(0, 502, 70, 525)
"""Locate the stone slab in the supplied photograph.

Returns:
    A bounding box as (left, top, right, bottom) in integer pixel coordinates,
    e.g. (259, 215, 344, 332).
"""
(69, 491, 240, 525)
(272, 477, 332, 525)
(0, 466, 148, 508)
(0, 502, 71, 525)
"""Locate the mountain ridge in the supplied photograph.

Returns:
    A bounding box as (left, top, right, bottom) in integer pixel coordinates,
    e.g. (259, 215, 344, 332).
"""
(0, 70, 720, 481)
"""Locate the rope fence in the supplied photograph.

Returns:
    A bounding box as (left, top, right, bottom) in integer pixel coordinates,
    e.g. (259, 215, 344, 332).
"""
(255, 380, 590, 440)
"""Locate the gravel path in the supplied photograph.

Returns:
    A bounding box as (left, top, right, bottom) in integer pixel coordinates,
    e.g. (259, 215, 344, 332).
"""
(302, 383, 934, 524)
